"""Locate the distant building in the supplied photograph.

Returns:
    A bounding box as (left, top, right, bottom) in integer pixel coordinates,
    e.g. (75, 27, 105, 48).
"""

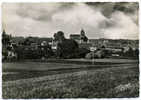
(69, 29, 88, 44)
(7, 50, 17, 60)
(51, 40, 58, 52)
(30, 43, 38, 50)
(41, 41, 47, 46)
(70, 34, 81, 43)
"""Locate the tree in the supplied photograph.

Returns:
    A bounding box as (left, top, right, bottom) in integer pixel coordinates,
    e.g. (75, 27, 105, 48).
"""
(39, 44, 53, 58)
(54, 31, 65, 42)
(56, 39, 79, 58)
(123, 46, 134, 57)
(2, 30, 11, 45)
(23, 37, 34, 45)
(134, 48, 139, 58)
(53, 31, 79, 58)
(14, 45, 25, 60)
(75, 48, 90, 58)
(2, 30, 12, 61)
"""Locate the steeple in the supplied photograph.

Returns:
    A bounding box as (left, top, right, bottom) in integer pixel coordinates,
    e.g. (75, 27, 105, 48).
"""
(80, 29, 88, 43)
(80, 29, 85, 36)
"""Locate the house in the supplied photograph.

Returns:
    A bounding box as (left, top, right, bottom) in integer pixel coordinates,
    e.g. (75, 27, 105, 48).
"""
(7, 50, 17, 60)
(50, 40, 58, 52)
(70, 34, 81, 43)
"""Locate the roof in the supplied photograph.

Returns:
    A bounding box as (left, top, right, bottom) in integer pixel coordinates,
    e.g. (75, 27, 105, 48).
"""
(70, 34, 81, 40)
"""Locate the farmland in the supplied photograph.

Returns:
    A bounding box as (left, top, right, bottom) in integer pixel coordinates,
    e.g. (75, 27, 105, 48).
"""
(2, 59, 139, 98)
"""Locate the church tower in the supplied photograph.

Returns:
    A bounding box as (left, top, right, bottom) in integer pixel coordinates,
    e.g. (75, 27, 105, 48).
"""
(80, 29, 88, 43)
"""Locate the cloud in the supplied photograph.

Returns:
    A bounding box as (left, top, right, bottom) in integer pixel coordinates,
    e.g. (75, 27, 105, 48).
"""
(103, 11, 139, 39)
(51, 3, 107, 38)
(2, 2, 139, 39)
(15, 3, 75, 22)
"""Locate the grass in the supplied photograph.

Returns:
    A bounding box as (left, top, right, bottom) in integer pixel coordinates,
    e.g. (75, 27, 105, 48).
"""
(3, 60, 138, 81)
(2, 62, 139, 98)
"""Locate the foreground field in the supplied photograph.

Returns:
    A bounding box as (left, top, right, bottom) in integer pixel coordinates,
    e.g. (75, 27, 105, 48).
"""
(2, 59, 139, 98)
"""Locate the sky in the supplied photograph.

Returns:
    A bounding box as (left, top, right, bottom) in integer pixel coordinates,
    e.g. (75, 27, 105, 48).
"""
(2, 2, 139, 39)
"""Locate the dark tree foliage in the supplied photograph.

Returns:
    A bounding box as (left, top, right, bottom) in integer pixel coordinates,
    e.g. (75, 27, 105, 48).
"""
(125, 47, 134, 57)
(134, 49, 139, 57)
(54, 30, 89, 58)
(14, 46, 25, 60)
(54, 31, 65, 42)
(2, 30, 11, 45)
(15, 44, 53, 60)
(75, 48, 90, 58)
(56, 39, 79, 58)
(2, 30, 12, 60)
(23, 37, 34, 45)
(122, 46, 139, 58)
(38, 45, 54, 58)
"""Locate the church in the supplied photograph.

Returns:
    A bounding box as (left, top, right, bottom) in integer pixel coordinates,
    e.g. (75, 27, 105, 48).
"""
(69, 29, 88, 44)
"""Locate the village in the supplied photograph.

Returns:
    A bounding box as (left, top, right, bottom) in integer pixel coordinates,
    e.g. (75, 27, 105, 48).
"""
(2, 29, 139, 61)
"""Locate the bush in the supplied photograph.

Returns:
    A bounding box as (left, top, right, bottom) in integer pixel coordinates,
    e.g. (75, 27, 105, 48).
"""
(85, 50, 106, 59)
(85, 52, 93, 59)
(122, 47, 139, 58)
(75, 48, 90, 58)
(95, 50, 105, 58)
(15, 45, 53, 60)
(56, 39, 79, 58)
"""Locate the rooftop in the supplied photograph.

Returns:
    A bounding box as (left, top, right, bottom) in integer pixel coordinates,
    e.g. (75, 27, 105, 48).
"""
(70, 34, 81, 40)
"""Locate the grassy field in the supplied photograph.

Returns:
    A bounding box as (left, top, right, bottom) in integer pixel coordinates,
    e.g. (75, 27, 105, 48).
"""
(2, 59, 139, 98)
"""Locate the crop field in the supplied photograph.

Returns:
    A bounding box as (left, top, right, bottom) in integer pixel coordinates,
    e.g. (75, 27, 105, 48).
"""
(2, 59, 139, 98)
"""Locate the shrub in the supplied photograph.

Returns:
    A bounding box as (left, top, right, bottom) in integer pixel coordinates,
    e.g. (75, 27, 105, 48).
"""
(75, 48, 90, 58)
(56, 39, 79, 58)
(85, 52, 93, 59)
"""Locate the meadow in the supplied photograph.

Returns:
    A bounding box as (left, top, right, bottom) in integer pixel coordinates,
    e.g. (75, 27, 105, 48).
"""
(2, 59, 139, 98)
